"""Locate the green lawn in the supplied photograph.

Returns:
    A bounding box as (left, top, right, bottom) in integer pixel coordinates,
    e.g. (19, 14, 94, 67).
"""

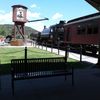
(0, 47, 63, 64)
(0, 47, 93, 75)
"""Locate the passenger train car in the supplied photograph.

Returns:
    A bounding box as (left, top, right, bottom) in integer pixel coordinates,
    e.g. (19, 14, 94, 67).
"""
(65, 13, 100, 44)
(37, 12, 100, 54)
(64, 12, 100, 54)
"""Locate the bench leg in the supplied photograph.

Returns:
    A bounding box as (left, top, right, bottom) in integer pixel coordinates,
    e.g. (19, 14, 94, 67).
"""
(0, 77, 1, 90)
(64, 74, 67, 80)
(12, 79, 14, 96)
(72, 67, 74, 86)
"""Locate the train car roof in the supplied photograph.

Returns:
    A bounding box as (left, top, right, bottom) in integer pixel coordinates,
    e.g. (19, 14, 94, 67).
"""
(67, 12, 100, 23)
(65, 12, 100, 26)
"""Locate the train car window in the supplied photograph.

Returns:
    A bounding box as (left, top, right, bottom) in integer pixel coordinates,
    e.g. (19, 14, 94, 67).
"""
(77, 25, 86, 35)
(87, 27, 92, 34)
(77, 25, 81, 34)
(87, 25, 92, 34)
(93, 25, 98, 34)
(87, 22, 99, 34)
(81, 27, 86, 34)
(77, 29, 81, 34)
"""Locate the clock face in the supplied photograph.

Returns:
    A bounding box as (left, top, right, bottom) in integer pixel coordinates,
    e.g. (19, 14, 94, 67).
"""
(16, 8, 24, 21)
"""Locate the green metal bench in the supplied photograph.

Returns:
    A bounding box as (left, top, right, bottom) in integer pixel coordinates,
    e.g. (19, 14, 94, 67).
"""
(11, 57, 74, 95)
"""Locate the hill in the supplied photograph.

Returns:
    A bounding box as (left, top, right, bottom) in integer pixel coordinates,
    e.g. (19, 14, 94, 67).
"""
(0, 24, 39, 39)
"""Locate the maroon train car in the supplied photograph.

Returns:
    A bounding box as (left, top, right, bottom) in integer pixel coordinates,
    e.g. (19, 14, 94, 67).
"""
(64, 12, 100, 44)
(64, 12, 100, 54)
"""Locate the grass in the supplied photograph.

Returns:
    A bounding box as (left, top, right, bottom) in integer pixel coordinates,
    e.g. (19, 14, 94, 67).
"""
(0, 47, 62, 64)
(0, 47, 93, 75)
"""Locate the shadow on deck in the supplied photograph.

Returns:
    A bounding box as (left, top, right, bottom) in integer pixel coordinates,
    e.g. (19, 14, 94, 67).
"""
(0, 62, 100, 100)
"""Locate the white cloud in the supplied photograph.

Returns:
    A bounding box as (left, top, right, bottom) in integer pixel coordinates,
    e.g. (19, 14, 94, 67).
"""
(26, 21, 44, 32)
(26, 10, 46, 31)
(52, 13, 63, 20)
(26, 10, 44, 31)
(27, 10, 40, 20)
(30, 4, 37, 8)
(0, 11, 12, 24)
(0, 10, 5, 14)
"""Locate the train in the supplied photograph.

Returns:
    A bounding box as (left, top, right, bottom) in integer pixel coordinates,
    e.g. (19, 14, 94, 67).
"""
(37, 12, 100, 55)
(37, 21, 65, 45)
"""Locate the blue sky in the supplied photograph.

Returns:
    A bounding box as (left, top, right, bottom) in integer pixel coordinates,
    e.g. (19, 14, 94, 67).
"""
(0, 0, 98, 31)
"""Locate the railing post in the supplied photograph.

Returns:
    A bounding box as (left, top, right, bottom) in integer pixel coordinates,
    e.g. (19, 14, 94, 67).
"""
(35, 42, 36, 48)
(97, 43, 100, 66)
(33, 41, 34, 47)
(80, 45, 82, 62)
(25, 46, 27, 74)
(25, 46, 27, 60)
(65, 44, 69, 63)
(45, 42, 47, 51)
(0, 59, 1, 90)
(42, 42, 43, 49)
(51, 42, 53, 53)
(38, 43, 39, 48)
(57, 40, 60, 55)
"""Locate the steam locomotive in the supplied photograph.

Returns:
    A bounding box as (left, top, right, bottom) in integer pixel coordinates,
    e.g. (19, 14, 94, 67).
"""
(37, 12, 100, 54)
(37, 21, 65, 46)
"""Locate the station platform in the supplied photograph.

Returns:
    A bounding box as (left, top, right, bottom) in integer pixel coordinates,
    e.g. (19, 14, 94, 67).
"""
(0, 66, 100, 100)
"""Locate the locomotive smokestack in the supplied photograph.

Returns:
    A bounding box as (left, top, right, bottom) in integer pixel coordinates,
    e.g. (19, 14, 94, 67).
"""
(44, 25, 46, 29)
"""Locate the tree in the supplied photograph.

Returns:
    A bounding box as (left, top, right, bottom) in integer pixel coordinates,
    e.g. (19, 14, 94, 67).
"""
(0, 29, 5, 36)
